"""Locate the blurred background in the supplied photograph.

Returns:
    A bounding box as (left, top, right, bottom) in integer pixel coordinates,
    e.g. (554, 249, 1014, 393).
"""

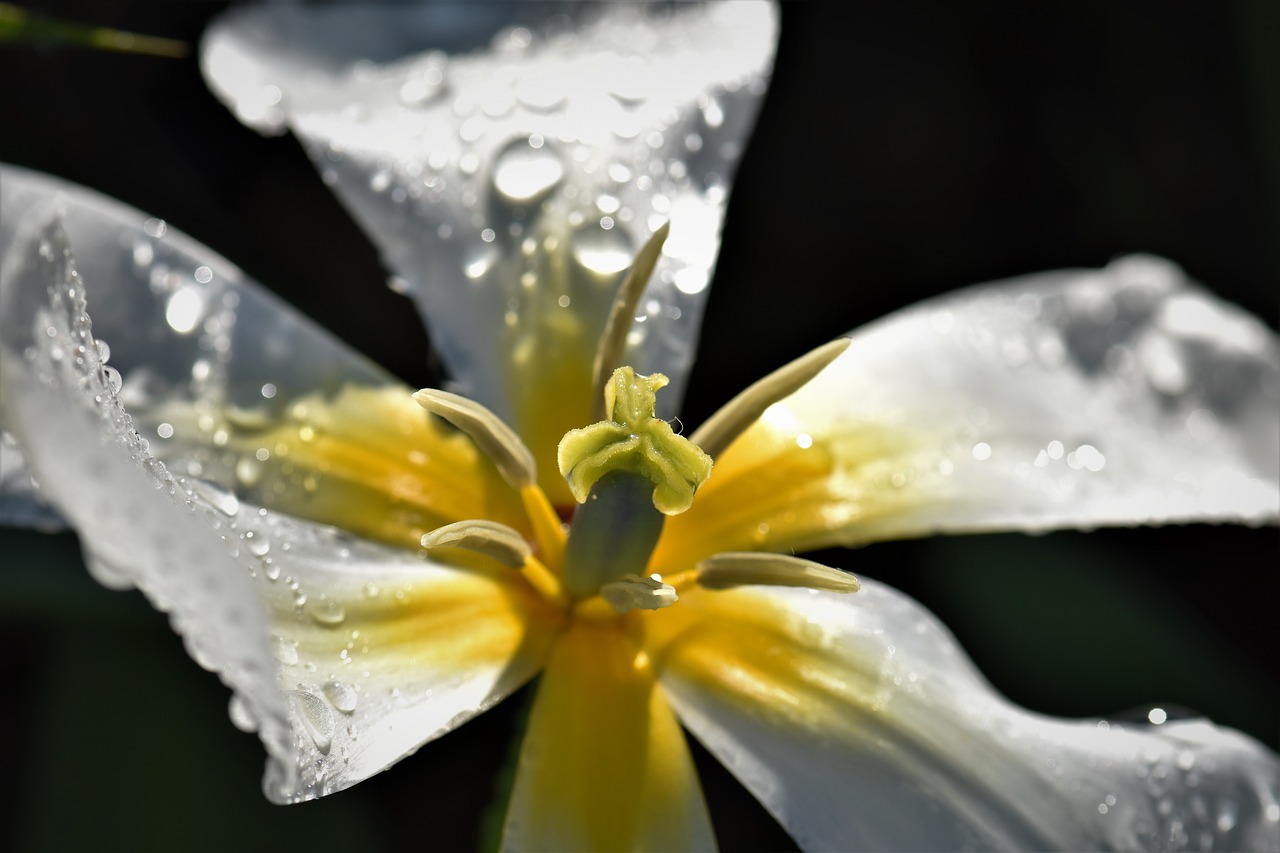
(2, 2, 1277, 851)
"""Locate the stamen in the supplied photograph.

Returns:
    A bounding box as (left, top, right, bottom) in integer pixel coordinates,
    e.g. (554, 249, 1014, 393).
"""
(590, 221, 671, 423)
(599, 573, 678, 614)
(696, 552, 860, 593)
(690, 338, 851, 459)
(413, 388, 536, 489)
(422, 519, 565, 604)
(421, 519, 530, 567)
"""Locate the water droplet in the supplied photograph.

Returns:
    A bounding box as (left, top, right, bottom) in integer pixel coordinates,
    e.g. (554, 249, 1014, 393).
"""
(244, 530, 271, 557)
(463, 244, 498, 281)
(165, 285, 206, 334)
(307, 598, 346, 627)
(235, 457, 262, 488)
(193, 480, 240, 517)
(156, 422, 174, 439)
(102, 366, 123, 393)
(291, 691, 335, 754)
(143, 218, 167, 238)
(94, 339, 111, 363)
(263, 560, 280, 582)
(260, 383, 277, 399)
(323, 681, 359, 714)
(571, 221, 633, 275)
(273, 636, 299, 666)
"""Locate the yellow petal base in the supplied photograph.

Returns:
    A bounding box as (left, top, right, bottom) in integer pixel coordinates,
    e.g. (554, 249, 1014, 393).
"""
(502, 619, 715, 851)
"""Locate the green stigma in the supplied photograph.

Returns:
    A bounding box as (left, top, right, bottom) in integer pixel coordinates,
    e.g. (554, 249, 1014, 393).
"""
(558, 367, 712, 515)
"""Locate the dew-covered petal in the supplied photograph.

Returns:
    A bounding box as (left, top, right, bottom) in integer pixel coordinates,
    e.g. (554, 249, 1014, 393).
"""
(646, 581, 1280, 851)
(0, 213, 558, 802)
(0, 429, 63, 529)
(202, 3, 778, 502)
(218, 500, 559, 803)
(502, 620, 715, 851)
(657, 257, 1279, 567)
(0, 166, 531, 544)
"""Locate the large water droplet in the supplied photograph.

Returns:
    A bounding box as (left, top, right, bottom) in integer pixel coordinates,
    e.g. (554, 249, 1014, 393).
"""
(291, 691, 336, 754)
(571, 221, 633, 275)
(192, 480, 240, 517)
(492, 137, 565, 205)
(244, 530, 271, 557)
(323, 681, 359, 714)
(273, 635, 299, 667)
(307, 598, 346, 627)
(165, 285, 206, 334)
(102, 365, 123, 393)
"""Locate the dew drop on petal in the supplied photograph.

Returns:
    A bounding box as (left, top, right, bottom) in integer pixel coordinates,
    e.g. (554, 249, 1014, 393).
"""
(307, 598, 346, 627)
(571, 221, 633, 275)
(165, 285, 207, 334)
(273, 636, 299, 667)
(192, 480, 239, 517)
(291, 691, 335, 754)
(323, 681, 359, 715)
(492, 137, 565, 205)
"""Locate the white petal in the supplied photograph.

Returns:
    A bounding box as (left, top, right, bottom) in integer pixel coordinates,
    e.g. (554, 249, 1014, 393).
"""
(651, 582, 1280, 851)
(0, 164, 394, 500)
(0, 214, 554, 802)
(777, 257, 1278, 542)
(201, 2, 778, 420)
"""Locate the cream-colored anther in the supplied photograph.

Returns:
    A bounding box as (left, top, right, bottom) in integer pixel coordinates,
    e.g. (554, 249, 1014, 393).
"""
(421, 519, 531, 568)
(690, 338, 851, 459)
(696, 552, 860, 593)
(413, 388, 536, 489)
(600, 573, 679, 614)
(590, 221, 670, 422)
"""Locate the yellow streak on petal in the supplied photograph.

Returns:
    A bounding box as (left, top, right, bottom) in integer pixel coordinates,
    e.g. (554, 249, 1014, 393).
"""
(652, 405, 934, 573)
(212, 386, 531, 549)
(644, 586, 878, 733)
(502, 619, 715, 852)
(275, 561, 561, 685)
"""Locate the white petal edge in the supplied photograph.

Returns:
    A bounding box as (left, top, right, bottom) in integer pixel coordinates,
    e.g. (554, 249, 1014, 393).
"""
(657, 582, 1280, 851)
(0, 213, 550, 802)
(0, 164, 396, 514)
(773, 256, 1279, 542)
(202, 1, 779, 419)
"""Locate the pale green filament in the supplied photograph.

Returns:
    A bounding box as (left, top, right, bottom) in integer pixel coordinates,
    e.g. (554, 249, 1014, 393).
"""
(558, 367, 712, 515)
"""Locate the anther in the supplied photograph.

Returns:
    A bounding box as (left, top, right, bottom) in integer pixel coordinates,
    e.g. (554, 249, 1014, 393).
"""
(599, 573, 678, 614)
(421, 520, 530, 568)
(696, 552, 860, 593)
(590, 221, 670, 423)
(413, 389, 536, 489)
(690, 338, 851, 459)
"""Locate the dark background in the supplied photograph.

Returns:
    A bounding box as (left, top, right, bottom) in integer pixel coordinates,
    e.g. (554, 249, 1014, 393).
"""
(2, 2, 1277, 851)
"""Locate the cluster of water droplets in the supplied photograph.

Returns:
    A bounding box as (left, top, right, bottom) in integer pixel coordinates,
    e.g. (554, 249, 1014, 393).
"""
(11, 217, 394, 802)
(204, 1, 777, 420)
(901, 255, 1278, 519)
